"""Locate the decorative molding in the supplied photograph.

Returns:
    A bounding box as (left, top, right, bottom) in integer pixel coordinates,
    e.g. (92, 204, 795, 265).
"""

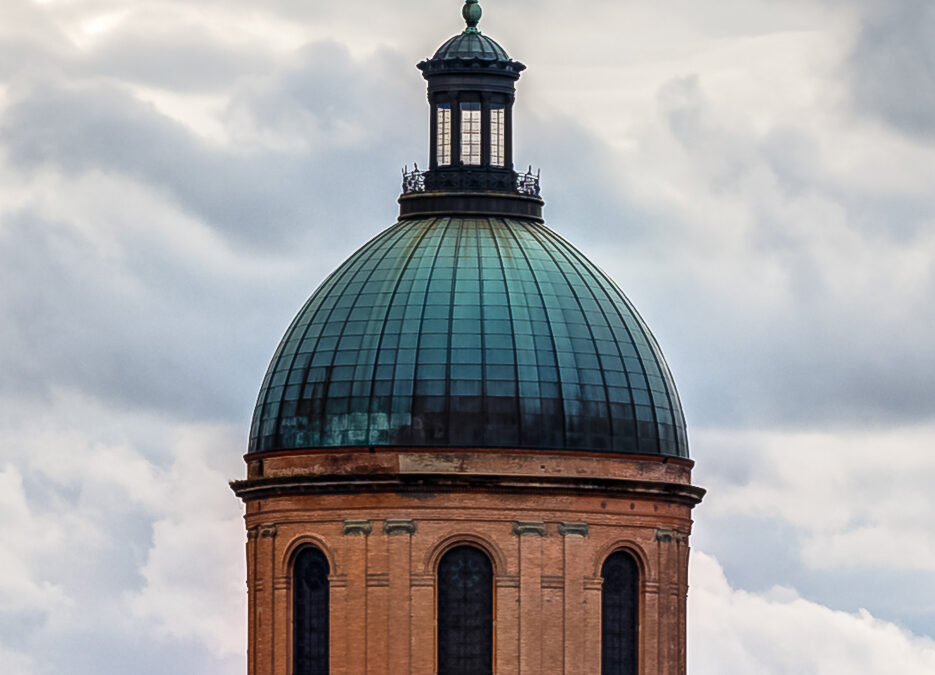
(642, 581, 661, 595)
(273, 576, 290, 591)
(366, 573, 389, 588)
(497, 575, 520, 589)
(583, 577, 604, 592)
(410, 574, 434, 588)
(383, 519, 417, 536)
(541, 575, 564, 590)
(329, 575, 349, 589)
(655, 527, 674, 543)
(259, 525, 278, 539)
(231, 472, 706, 507)
(558, 522, 589, 537)
(423, 532, 508, 576)
(512, 521, 547, 537)
(246, 527, 259, 540)
(343, 519, 373, 536)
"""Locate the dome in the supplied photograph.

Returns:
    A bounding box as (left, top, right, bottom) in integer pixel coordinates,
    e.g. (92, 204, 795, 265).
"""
(431, 31, 511, 63)
(250, 217, 688, 458)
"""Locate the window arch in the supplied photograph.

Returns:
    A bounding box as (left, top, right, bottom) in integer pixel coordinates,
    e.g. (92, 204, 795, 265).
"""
(293, 546, 329, 675)
(601, 550, 639, 675)
(437, 545, 493, 675)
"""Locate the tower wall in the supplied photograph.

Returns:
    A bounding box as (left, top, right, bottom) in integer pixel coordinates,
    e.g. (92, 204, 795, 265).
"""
(235, 450, 701, 674)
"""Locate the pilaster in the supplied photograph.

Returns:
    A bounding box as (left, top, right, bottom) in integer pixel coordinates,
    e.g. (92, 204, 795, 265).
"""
(257, 525, 278, 675)
(496, 574, 520, 673)
(386, 520, 415, 674)
(583, 576, 603, 675)
(410, 572, 434, 675)
(561, 524, 588, 675)
(343, 521, 369, 675)
(516, 521, 544, 674)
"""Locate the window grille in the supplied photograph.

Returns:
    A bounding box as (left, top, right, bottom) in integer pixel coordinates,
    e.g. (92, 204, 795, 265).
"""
(460, 103, 482, 166)
(491, 106, 505, 167)
(437, 104, 452, 166)
(601, 551, 639, 675)
(294, 547, 330, 675)
(437, 546, 493, 674)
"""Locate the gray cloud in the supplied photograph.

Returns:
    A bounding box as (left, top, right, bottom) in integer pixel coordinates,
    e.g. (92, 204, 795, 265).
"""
(850, 2, 935, 137)
(0, 39, 425, 423)
(619, 73, 935, 429)
(0, 208, 267, 422)
(1, 1, 934, 673)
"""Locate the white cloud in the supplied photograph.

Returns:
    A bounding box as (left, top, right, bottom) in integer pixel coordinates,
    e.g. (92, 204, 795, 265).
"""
(123, 427, 248, 658)
(0, 390, 245, 671)
(0, 645, 37, 675)
(0, 466, 68, 615)
(0, 0, 933, 672)
(690, 551, 935, 675)
(695, 426, 935, 571)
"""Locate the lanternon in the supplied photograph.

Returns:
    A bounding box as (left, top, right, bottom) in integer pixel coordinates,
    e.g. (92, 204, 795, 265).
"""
(231, 3, 704, 674)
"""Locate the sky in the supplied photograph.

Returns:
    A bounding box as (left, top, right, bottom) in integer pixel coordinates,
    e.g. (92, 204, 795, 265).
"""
(1, 0, 934, 673)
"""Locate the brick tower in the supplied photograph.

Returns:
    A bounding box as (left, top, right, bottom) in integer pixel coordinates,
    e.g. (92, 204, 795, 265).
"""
(231, 2, 704, 674)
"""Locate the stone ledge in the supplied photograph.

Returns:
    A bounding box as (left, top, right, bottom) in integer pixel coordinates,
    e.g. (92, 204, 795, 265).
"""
(513, 521, 547, 537)
(383, 519, 417, 536)
(343, 519, 373, 536)
(232, 472, 705, 507)
(558, 522, 589, 537)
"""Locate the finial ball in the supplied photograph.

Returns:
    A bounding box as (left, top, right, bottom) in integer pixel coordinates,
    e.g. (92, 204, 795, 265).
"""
(463, 0, 482, 30)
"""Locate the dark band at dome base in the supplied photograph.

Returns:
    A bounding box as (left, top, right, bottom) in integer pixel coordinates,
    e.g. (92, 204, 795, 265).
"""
(399, 192, 544, 222)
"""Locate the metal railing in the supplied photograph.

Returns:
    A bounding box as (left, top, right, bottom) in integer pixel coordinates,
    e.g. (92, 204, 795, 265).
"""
(402, 164, 427, 193)
(401, 164, 541, 197)
(515, 166, 541, 197)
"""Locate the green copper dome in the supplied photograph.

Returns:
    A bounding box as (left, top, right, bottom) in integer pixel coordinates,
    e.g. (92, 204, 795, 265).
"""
(426, 0, 514, 65)
(431, 31, 511, 63)
(250, 217, 688, 457)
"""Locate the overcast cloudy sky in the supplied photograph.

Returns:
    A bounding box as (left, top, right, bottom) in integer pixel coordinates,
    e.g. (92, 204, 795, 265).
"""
(1, 0, 934, 673)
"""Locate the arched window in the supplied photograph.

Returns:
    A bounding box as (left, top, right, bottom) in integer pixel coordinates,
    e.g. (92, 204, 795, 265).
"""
(437, 545, 493, 675)
(601, 550, 639, 675)
(293, 546, 329, 675)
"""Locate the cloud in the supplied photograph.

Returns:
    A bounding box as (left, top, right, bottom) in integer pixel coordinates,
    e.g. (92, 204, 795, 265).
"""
(0, 391, 246, 673)
(849, 2, 935, 138)
(128, 427, 246, 658)
(0, 645, 36, 675)
(582, 69, 935, 430)
(689, 551, 935, 675)
(0, 466, 68, 616)
(0, 1, 933, 673)
(692, 425, 935, 635)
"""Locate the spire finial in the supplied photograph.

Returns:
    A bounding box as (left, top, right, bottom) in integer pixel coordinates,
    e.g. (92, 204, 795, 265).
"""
(463, 0, 482, 33)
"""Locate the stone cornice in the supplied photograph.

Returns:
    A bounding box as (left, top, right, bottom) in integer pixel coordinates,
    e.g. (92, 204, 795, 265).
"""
(230, 472, 705, 506)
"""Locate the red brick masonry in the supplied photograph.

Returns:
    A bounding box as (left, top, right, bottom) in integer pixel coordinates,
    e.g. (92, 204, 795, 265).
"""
(232, 449, 704, 675)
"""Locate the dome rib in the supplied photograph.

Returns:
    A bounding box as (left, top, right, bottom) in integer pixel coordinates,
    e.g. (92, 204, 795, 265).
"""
(536, 226, 654, 449)
(316, 219, 442, 447)
(537, 225, 685, 456)
(250, 217, 689, 458)
(362, 218, 443, 444)
(397, 217, 458, 444)
(518, 221, 619, 449)
(433, 32, 511, 62)
(496, 219, 569, 447)
(484, 218, 523, 447)
(266, 223, 407, 446)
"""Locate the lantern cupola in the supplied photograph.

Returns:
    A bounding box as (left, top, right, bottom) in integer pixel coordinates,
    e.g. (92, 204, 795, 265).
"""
(400, 0, 543, 221)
